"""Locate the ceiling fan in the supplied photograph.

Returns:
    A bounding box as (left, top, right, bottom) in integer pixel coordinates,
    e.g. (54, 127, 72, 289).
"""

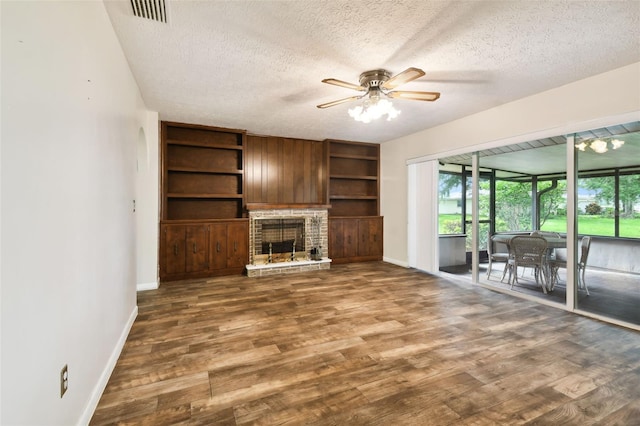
(316, 67, 440, 109)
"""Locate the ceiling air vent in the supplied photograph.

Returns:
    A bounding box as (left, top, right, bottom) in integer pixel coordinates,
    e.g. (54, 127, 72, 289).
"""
(131, 0, 167, 23)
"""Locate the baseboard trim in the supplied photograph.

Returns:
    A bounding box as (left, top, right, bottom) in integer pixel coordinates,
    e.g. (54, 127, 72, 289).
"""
(137, 281, 159, 291)
(79, 305, 138, 425)
(383, 257, 409, 268)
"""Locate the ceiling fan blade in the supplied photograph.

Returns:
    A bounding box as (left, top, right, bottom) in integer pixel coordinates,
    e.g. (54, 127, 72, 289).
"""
(316, 96, 361, 109)
(387, 90, 440, 101)
(381, 67, 426, 90)
(321, 78, 366, 92)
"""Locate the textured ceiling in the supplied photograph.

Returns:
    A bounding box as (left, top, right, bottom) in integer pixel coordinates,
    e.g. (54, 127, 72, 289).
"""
(103, 0, 640, 143)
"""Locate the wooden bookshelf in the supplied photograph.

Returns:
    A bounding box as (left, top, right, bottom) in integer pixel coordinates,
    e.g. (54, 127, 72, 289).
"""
(160, 121, 249, 280)
(327, 139, 380, 217)
(162, 121, 246, 221)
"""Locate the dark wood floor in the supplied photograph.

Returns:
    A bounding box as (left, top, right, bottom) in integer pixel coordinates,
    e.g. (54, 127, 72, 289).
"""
(91, 262, 640, 425)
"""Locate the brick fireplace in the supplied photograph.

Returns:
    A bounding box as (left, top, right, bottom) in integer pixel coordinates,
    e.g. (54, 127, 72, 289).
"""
(246, 208, 331, 277)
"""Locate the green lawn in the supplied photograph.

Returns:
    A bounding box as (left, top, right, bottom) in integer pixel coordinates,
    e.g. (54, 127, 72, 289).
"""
(543, 215, 640, 238)
(440, 214, 640, 238)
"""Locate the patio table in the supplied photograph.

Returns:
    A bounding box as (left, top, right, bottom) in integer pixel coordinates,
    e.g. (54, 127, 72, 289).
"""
(491, 234, 566, 291)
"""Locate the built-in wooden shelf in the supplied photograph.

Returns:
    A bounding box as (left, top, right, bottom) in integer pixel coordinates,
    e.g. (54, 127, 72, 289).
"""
(167, 193, 244, 199)
(166, 139, 244, 150)
(329, 195, 378, 200)
(326, 139, 380, 217)
(245, 203, 332, 211)
(330, 174, 378, 181)
(167, 166, 243, 174)
(162, 121, 246, 222)
(329, 153, 377, 161)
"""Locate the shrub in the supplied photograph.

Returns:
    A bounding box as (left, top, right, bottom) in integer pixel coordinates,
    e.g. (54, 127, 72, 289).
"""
(443, 220, 462, 234)
(585, 202, 602, 215)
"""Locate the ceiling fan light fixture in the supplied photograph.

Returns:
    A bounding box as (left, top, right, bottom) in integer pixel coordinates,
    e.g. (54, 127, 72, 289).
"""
(318, 67, 437, 122)
(347, 85, 400, 123)
(381, 67, 425, 90)
(348, 97, 400, 123)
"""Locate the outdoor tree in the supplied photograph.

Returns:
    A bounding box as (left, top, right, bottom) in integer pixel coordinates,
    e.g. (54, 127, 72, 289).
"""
(480, 180, 532, 231)
(580, 175, 640, 217)
(479, 180, 566, 231)
(439, 173, 461, 199)
(439, 172, 464, 234)
(538, 180, 567, 225)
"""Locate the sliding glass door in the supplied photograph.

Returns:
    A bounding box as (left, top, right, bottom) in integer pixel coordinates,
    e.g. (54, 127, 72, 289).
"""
(434, 121, 639, 328)
(574, 130, 640, 326)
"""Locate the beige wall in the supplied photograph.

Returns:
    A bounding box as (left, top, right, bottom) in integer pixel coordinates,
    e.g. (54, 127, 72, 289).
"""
(1, 2, 155, 424)
(380, 62, 640, 266)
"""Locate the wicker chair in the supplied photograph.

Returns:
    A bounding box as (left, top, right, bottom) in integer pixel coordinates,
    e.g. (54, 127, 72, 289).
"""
(549, 236, 592, 295)
(526, 230, 561, 277)
(506, 235, 548, 294)
(530, 230, 561, 238)
(487, 235, 510, 280)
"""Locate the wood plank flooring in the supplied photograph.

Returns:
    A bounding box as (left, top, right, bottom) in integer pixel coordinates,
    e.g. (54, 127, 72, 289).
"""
(91, 262, 640, 425)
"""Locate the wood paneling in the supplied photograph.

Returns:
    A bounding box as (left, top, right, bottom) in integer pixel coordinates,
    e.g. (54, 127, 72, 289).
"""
(245, 135, 327, 205)
(91, 262, 640, 425)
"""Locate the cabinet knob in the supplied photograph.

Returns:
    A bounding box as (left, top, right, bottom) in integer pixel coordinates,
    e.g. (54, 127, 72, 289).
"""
(174, 244, 178, 256)
(234, 241, 238, 251)
(193, 243, 197, 253)
(216, 242, 221, 252)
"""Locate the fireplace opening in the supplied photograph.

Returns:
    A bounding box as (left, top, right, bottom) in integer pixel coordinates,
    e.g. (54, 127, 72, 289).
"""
(255, 218, 305, 256)
(248, 209, 329, 269)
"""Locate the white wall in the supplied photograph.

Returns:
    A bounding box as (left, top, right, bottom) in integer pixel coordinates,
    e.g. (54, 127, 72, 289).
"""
(381, 63, 640, 266)
(1, 2, 156, 424)
(136, 112, 160, 291)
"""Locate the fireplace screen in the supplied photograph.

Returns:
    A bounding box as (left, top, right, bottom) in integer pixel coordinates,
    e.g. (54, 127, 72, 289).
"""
(254, 218, 305, 255)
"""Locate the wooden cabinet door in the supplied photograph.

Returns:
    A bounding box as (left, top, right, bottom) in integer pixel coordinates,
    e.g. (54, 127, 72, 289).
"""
(343, 219, 359, 259)
(185, 225, 209, 272)
(357, 219, 371, 257)
(227, 222, 248, 268)
(164, 225, 186, 275)
(358, 217, 383, 257)
(209, 223, 228, 270)
(369, 217, 383, 257)
(329, 219, 344, 259)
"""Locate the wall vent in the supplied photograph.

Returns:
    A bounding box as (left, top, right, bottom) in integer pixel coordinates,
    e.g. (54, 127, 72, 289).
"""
(131, 0, 167, 23)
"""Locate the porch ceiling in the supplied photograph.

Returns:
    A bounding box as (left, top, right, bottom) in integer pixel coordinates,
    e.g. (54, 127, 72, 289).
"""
(440, 121, 640, 177)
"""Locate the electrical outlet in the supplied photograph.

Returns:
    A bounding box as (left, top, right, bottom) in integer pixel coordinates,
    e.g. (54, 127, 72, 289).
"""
(60, 364, 68, 398)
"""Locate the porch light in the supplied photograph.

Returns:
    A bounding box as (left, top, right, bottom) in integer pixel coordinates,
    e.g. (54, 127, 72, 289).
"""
(590, 139, 608, 154)
(575, 138, 625, 154)
(575, 142, 588, 151)
(611, 139, 625, 149)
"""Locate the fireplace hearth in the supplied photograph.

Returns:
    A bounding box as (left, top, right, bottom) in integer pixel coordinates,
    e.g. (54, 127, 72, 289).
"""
(247, 208, 331, 277)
